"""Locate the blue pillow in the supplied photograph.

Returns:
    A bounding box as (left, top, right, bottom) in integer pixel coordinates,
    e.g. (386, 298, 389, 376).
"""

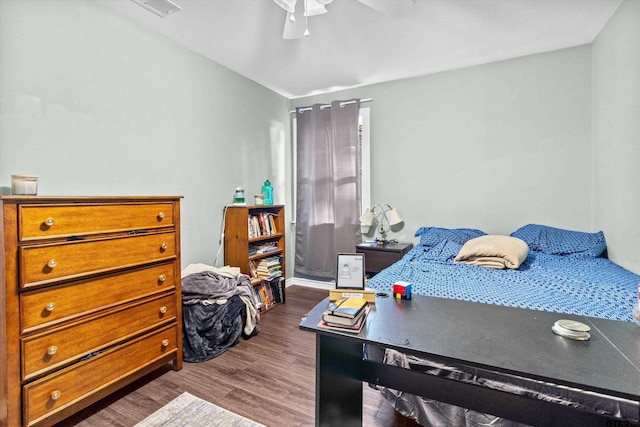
(510, 224, 606, 258)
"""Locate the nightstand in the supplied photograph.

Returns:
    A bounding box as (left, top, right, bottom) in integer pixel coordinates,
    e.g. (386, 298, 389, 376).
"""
(356, 242, 414, 275)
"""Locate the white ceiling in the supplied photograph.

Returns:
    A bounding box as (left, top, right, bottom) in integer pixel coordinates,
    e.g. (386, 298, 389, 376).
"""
(96, 0, 621, 99)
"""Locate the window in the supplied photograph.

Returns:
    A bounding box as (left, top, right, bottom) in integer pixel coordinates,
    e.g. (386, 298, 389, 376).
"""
(292, 106, 370, 222)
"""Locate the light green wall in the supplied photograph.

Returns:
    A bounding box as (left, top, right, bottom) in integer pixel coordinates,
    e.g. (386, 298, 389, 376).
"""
(292, 0, 640, 274)
(2, 1, 637, 275)
(292, 46, 594, 245)
(0, 0, 290, 267)
(592, 0, 640, 273)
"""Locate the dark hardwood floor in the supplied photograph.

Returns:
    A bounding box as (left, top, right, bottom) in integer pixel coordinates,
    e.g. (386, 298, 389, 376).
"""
(55, 285, 421, 427)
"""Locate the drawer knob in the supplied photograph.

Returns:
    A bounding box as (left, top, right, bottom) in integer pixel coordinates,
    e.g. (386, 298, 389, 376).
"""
(158, 274, 167, 282)
(51, 390, 61, 401)
(162, 339, 170, 347)
(45, 218, 55, 227)
(45, 302, 56, 312)
(160, 306, 168, 314)
(47, 346, 57, 356)
(158, 212, 165, 220)
(161, 242, 168, 250)
(47, 259, 57, 268)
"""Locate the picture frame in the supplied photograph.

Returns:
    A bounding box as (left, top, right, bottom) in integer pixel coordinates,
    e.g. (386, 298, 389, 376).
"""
(335, 253, 366, 289)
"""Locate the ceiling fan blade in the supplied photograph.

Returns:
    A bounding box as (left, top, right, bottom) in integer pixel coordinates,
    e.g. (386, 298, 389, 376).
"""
(357, 0, 416, 18)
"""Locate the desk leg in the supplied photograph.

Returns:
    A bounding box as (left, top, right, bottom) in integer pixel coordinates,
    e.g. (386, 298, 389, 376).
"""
(316, 334, 363, 427)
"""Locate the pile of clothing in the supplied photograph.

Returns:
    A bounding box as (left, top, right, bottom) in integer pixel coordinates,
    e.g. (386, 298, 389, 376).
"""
(181, 263, 261, 362)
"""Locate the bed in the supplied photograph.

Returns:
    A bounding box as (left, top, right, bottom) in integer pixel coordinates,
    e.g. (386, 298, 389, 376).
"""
(365, 224, 640, 426)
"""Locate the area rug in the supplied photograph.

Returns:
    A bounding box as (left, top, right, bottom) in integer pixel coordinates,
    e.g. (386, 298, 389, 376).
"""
(134, 391, 265, 427)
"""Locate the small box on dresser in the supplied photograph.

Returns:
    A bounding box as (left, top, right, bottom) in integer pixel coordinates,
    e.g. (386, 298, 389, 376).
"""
(0, 196, 183, 427)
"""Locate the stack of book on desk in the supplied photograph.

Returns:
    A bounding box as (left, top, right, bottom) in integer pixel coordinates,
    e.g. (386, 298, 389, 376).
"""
(318, 297, 370, 333)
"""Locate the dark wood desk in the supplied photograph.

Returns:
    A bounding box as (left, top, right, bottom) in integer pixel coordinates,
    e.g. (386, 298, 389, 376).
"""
(300, 295, 640, 427)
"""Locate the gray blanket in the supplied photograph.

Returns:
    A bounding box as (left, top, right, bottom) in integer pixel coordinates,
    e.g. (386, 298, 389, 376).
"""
(182, 270, 254, 304)
(181, 268, 260, 362)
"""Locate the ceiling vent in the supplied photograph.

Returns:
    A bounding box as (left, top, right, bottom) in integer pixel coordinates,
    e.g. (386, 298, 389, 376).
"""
(130, 0, 182, 18)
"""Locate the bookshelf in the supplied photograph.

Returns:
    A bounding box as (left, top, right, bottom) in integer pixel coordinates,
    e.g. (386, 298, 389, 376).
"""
(224, 205, 286, 311)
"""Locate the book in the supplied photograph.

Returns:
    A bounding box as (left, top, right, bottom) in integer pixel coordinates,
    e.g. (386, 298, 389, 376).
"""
(328, 297, 368, 319)
(258, 285, 270, 307)
(322, 303, 368, 326)
(253, 285, 264, 308)
(317, 305, 370, 334)
(268, 213, 278, 234)
(265, 276, 285, 304)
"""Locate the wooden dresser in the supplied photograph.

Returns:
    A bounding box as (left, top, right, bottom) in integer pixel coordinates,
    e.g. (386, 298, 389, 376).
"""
(0, 196, 183, 427)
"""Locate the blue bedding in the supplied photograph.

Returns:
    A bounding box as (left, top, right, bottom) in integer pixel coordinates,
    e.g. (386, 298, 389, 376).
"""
(366, 224, 639, 322)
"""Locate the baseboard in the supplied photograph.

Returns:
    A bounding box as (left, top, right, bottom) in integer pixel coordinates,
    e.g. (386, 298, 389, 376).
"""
(286, 277, 334, 290)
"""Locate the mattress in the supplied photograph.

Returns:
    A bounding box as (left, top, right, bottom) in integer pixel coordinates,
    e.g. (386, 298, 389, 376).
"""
(366, 225, 639, 322)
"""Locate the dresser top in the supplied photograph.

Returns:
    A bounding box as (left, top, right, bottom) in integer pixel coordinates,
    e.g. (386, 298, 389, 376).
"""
(1, 195, 183, 202)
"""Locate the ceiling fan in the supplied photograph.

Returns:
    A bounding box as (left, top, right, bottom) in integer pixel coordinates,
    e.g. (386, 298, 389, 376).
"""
(274, 0, 416, 39)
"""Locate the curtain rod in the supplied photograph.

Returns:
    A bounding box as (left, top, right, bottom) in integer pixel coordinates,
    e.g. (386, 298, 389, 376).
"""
(289, 98, 373, 114)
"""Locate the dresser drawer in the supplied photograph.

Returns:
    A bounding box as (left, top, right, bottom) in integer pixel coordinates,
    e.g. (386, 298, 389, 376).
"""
(22, 293, 176, 380)
(20, 232, 176, 288)
(23, 324, 178, 426)
(21, 263, 176, 333)
(18, 203, 175, 241)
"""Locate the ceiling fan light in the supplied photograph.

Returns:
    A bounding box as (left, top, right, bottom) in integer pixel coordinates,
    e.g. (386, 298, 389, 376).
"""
(273, 0, 297, 14)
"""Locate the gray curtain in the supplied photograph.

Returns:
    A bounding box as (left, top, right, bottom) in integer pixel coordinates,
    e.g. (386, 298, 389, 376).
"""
(295, 99, 362, 280)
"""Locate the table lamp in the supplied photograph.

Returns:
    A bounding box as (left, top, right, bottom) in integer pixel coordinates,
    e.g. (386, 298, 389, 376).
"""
(359, 204, 403, 244)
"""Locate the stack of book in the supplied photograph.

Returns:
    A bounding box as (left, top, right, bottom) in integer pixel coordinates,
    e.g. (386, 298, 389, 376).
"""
(318, 297, 370, 333)
(256, 256, 282, 278)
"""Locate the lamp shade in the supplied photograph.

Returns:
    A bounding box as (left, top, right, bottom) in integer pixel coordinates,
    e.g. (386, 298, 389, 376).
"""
(387, 208, 403, 226)
(359, 208, 375, 226)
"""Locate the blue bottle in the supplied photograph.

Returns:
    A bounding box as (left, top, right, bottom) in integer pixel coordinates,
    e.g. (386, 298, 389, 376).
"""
(262, 180, 274, 205)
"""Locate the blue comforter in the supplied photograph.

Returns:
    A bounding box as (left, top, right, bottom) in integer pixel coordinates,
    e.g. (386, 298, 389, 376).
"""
(366, 224, 640, 322)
